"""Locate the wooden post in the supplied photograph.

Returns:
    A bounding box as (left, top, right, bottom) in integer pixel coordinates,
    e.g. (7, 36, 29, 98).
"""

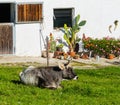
(46, 36, 49, 66)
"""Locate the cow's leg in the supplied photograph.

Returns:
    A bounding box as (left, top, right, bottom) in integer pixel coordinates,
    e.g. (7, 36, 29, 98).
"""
(55, 80, 63, 89)
(40, 81, 62, 89)
(38, 77, 56, 89)
(44, 86, 57, 89)
(42, 81, 57, 89)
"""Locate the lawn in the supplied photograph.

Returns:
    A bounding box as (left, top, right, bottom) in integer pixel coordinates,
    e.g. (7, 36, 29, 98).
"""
(0, 65, 120, 105)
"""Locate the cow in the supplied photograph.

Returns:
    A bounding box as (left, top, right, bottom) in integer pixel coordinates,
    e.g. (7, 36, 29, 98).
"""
(19, 61, 78, 89)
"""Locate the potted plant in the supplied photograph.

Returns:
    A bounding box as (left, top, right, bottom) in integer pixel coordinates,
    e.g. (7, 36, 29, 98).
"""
(61, 14, 86, 57)
(63, 52, 68, 60)
(74, 54, 80, 59)
(48, 33, 56, 58)
(56, 43, 64, 51)
(108, 54, 115, 59)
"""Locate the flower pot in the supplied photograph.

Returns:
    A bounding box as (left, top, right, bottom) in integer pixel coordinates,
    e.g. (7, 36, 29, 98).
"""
(108, 54, 115, 59)
(54, 51, 60, 57)
(49, 52, 54, 58)
(60, 56, 64, 60)
(74, 55, 80, 59)
(41, 51, 47, 58)
(70, 51, 76, 57)
(64, 53, 68, 60)
(81, 54, 89, 59)
(95, 55, 100, 62)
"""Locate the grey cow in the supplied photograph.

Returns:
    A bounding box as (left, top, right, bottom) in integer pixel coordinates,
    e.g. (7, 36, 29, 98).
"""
(19, 61, 78, 89)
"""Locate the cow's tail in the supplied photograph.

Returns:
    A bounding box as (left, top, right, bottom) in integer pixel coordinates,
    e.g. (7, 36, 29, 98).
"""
(19, 71, 25, 83)
(19, 71, 23, 77)
(19, 71, 24, 82)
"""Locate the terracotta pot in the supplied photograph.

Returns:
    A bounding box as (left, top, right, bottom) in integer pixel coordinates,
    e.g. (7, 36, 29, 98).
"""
(81, 54, 89, 59)
(54, 51, 60, 56)
(64, 53, 68, 60)
(108, 54, 115, 59)
(74, 55, 80, 59)
(70, 51, 76, 57)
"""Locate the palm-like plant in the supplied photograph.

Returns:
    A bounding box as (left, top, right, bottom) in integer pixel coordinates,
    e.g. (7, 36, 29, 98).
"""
(61, 14, 86, 52)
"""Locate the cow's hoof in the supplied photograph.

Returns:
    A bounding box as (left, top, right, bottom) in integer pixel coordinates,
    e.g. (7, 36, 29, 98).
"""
(45, 86, 57, 90)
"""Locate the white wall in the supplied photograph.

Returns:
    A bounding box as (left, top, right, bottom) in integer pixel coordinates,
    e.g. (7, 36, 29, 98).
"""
(43, 0, 79, 38)
(102, 0, 120, 38)
(78, 0, 120, 39)
(4, 0, 119, 56)
(15, 23, 42, 56)
(41, 0, 120, 40)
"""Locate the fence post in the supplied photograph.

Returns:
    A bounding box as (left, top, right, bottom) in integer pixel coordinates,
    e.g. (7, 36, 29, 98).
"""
(46, 36, 49, 66)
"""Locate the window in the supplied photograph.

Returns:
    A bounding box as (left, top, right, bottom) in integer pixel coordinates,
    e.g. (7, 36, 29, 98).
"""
(53, 8, 74, 28)
(16, 3, 43, 23)
(0, 3, 14, 23)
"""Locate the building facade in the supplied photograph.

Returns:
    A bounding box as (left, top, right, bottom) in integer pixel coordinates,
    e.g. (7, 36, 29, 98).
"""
(0, 0, 120, 56)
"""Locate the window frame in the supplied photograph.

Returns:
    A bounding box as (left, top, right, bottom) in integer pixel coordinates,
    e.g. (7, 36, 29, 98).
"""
(53, 8, 74, 29)
(15, 2, 43, 23)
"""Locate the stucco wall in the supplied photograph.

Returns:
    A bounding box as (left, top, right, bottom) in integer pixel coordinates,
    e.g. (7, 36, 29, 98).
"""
(15, 23, 42, 56)
(76, 0, 120, 39)
(1, 0, 119, 56)
(43, 0, 120, 39)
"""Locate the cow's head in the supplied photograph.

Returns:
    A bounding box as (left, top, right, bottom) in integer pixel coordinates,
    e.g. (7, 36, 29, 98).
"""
(58, 60, 78, 80)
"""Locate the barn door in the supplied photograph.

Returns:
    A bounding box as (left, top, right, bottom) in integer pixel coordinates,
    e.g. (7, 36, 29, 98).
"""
(0, 24, 13, 54)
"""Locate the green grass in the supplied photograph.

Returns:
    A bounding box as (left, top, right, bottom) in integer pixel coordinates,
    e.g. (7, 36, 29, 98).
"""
(0, 65, 120, 105)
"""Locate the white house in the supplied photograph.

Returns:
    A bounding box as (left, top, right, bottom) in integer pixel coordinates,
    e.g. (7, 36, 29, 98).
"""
(0, 0, 120, 56)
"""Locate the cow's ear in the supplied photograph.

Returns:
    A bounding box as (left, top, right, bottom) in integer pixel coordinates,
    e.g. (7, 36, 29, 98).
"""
(64, 59, 72, 68)
(66, 63, 72, 69)
(58, 63, 65, 70)
(65, 58, 72, 65)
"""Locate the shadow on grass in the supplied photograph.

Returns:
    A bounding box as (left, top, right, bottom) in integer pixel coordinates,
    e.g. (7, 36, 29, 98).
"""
(11, 80, 59, 90)
(11, 80, 22, 85)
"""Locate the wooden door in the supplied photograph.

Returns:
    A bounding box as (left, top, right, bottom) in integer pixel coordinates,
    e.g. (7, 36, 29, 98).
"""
(0, 24, 13, 54)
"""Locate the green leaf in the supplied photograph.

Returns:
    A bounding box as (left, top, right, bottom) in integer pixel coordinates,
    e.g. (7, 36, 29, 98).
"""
(75, 14, 80, 24)
(71, 33, 76, 44)
(63, 34, 71, 45)
(79, 20, 86, 26)
(76, 38, 81, 43)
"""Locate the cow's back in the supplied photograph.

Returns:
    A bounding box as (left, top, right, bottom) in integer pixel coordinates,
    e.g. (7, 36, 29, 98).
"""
(36, 66, 63, 82)
(19, 66, 63, 87)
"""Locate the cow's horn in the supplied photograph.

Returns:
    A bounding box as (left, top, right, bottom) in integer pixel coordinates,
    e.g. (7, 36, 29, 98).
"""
(58, 63, 65, 70)
(64, 58, 72, 66)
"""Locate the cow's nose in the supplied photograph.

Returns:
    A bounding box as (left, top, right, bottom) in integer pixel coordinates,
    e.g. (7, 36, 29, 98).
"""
(73, 76, 78, 80)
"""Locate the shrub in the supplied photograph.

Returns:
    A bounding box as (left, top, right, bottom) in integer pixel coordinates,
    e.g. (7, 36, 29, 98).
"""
(83, 36, 120, 58)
